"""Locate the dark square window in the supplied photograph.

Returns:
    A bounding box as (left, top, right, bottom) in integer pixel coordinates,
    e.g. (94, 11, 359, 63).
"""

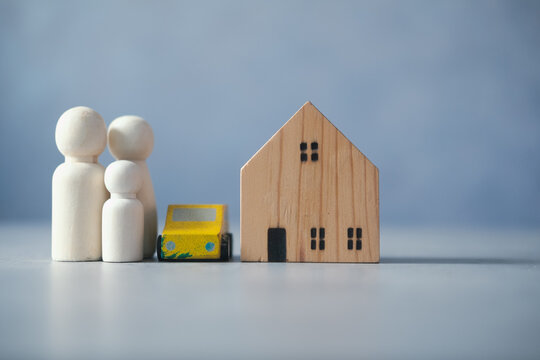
(301, 153, 308, 162)
(311, 142, 318, 150)
(311, 153, 318, 161)
(300, 142, 307, 151)
(347, 239, 353, 250)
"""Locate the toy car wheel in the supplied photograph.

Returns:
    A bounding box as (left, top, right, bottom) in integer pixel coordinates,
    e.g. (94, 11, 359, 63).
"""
(220, 233, 231, 261)
(220, 234, 228, 261)
(227, 233, 233, 259)
(156, 235, 163, 261)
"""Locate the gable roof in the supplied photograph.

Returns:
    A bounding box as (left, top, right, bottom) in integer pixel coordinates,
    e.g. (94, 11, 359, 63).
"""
(242, 101, 377, 171)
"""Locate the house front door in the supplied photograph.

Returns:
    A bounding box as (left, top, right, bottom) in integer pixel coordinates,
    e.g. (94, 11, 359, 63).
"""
(267, 228, 286, 262)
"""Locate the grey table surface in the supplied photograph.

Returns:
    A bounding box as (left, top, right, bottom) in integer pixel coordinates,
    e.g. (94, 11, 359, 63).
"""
(0, 223, 539, 360)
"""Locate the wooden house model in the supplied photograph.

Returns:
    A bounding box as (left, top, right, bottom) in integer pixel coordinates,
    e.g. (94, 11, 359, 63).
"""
(240, 102, 379, 263)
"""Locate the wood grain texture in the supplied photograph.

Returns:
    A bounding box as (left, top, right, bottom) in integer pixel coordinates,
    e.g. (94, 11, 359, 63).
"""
(241, 102, 379, 263)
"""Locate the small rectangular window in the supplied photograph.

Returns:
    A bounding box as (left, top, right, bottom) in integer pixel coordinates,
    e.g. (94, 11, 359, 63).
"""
(347, 227, 354, 238)
(356, 240, 362, 250)
(311, 142, 318, 150)
(172, 208, 216, 222)
(311, 153, 318, 161)
(300, 153, 308, 162)
(300, 142, 307, 151)
(347, 239, 353, 250)
(356, 228, 362, 239)
(311, 239, 316, 250)
(319, 240, 325, 250)
(319, 228, 325, 239)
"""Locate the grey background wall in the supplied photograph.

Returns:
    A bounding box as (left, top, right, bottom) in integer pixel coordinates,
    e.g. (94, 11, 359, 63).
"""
(0, 0, 539, 228)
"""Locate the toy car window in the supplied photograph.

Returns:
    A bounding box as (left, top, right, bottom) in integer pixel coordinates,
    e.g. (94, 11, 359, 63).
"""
(172, 208, 216, 222)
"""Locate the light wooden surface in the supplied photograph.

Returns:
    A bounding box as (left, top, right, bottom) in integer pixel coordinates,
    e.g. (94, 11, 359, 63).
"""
(241, 102, 379, 262)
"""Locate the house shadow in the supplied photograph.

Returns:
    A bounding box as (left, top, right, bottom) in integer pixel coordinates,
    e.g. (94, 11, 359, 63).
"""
(381, 256, 540, 265)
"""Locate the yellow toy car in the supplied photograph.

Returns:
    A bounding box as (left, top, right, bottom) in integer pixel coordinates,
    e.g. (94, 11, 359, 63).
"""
(157, 204, 232, 261)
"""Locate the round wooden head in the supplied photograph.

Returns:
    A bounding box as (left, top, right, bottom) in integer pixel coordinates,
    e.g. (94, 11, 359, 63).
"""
(55, 106, 107, 158)
(104, 160, 143, 195)
(108, 115, 154, 161)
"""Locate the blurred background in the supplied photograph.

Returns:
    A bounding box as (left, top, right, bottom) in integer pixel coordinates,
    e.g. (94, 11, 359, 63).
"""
(1, 0, 539, 229)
